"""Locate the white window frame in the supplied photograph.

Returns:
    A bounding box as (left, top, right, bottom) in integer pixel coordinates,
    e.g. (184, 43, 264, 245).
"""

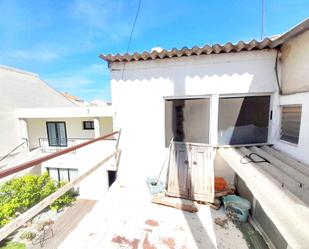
(163, 95, 212, 146)
(164, 93, 273, 147)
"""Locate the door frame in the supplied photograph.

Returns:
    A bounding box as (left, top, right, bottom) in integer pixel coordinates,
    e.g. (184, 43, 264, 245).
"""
(46, 121, 68, 147)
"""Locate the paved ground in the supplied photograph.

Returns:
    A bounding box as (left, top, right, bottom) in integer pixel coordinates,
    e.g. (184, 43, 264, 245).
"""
(51, 182, 249, 249)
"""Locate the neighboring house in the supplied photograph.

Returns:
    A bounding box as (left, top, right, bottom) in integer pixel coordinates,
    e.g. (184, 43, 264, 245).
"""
(0, 65, 115, 199)
(62, 92, 111, 107)
(62, 92, 86, 106)
(0, 65, 75, 159)
(100, 19, 309, 249)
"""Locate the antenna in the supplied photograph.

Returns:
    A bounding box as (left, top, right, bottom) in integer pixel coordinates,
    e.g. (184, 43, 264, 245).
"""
(261, 0, 265, 40)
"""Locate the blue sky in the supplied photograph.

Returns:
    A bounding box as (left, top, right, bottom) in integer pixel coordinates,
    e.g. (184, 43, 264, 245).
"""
(0, 0, 308, 101)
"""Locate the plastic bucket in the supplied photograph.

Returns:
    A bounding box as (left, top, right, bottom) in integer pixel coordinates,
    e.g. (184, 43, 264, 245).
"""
(223, 195, 251, 222)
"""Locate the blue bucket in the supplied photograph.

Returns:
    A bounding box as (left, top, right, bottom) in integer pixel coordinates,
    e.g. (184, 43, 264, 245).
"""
(223, 195, 251, 222)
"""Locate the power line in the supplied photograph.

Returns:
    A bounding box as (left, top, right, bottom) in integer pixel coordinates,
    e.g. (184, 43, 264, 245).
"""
(121, 0, 142, 80)
(126, 0, 142, 53)
(115, 0, 142, 123)
(261, 0, 265, 40)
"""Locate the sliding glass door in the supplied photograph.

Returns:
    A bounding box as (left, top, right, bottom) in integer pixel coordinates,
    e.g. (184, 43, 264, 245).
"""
(46, 122, 68, 147)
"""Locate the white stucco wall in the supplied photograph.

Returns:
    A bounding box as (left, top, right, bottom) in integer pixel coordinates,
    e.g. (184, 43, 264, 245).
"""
(109, 50, 278, 185)
(99, 117, 114, 136)
(273, 92, 309, 165)
(0, 66, 74, 157)
(281, 30, 309, 94)
(41, 140, 117, 200)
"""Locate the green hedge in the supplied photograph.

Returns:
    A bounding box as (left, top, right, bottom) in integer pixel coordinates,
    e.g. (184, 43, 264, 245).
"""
(0, 241, 26, 249)
(0, 173, 76, 227)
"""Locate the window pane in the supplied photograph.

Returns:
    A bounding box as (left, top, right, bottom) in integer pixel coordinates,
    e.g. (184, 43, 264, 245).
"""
(218, 96, 270, 145)
(59, 168, 69, 182)
(57, 123, 67, 146)
(165, 98, 210, 145)
(47, 123, 57, 146)
(48, 168, 59, 181)
(83, 121, 94, 130)
(69, 169, 78, 181)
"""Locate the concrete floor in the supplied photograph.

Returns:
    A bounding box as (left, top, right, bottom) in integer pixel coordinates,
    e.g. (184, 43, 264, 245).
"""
(53, 182, 249, 249)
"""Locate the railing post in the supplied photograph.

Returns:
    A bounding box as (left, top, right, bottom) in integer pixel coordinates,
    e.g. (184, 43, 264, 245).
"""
(115, 128, 122, 150)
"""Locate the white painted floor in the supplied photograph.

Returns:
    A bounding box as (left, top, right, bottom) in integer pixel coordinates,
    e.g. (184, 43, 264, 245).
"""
(57, 182, 249, 249)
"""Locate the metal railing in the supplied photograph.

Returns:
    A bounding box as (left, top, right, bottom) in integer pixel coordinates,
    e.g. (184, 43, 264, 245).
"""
(38, 138, 92, 153)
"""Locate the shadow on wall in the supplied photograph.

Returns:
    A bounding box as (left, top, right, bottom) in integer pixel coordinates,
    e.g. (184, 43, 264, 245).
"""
(111, 52, 278, 96)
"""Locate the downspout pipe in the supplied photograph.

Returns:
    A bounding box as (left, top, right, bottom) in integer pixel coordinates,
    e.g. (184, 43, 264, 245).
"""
(275, 49, 282, 95)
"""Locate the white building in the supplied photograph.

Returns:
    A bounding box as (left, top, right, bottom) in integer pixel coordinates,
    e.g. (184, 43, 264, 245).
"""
(0, 65, 74, 158)
(0, 65, 115, 199)
(100, 19, 309, 249)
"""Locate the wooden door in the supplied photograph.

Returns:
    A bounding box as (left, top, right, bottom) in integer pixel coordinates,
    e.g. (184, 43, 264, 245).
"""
(167, 143, 191, 198)
(190, 145, 214, 202)
(167, 142, 214, 202)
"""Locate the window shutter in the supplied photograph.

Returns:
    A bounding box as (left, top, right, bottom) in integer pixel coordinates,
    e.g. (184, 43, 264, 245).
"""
(280, 105, 302, 144)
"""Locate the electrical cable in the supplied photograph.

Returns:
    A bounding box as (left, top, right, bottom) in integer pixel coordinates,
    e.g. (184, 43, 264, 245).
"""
(240, 152, 269, 164)
(121, 0, 142, 79)
(114, 0, 142, 127)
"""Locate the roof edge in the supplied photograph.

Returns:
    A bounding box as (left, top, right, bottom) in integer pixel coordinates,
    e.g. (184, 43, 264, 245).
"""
(0, 65, 39, 77)
(270, 18, 309, 48)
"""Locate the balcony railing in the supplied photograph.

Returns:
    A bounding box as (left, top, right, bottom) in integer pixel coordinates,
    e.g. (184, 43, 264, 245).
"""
(39, 138, 92, 153)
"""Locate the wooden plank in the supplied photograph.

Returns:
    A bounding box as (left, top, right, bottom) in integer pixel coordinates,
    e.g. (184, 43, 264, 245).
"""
(0, 149, 120, 242)
(115, 128, 122, 150)
(0, 131, 119, 179)
(261, 146, 309, 177)
(151, 195, 199, 213)
(33, 199, 96, 249)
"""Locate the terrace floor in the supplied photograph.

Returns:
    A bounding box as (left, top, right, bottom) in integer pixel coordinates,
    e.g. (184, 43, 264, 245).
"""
(48, 182, 249, 249)
(30, 199, 97, 249)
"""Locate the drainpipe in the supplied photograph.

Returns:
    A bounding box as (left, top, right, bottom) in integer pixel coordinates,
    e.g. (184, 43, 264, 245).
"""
(275, 49, 282, 95)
